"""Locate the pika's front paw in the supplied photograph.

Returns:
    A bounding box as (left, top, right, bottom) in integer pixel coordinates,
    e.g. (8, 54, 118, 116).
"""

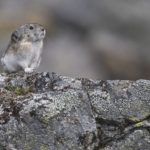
(24, 68, 35, 73)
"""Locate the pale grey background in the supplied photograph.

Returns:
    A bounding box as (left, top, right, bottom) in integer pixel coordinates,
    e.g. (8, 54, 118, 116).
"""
(1, 0, 150, 79)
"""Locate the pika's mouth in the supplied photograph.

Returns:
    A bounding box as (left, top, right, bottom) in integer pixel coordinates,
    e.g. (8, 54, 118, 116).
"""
(33, 33, 45, 42)
(41, 30, 46, 38)
(41, 32, 45, 37)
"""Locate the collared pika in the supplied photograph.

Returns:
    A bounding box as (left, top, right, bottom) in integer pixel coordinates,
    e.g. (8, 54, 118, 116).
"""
(1, 23, 46, 73)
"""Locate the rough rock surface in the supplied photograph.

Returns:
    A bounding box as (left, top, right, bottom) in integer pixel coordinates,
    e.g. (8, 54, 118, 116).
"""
(0, 72, 150, 150)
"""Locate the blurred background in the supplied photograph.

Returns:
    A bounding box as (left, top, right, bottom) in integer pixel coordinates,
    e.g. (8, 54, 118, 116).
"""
(1, 0, 150, 80)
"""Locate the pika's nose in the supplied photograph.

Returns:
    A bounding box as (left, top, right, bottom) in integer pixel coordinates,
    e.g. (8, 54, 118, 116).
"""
(41, 28, 45, 32)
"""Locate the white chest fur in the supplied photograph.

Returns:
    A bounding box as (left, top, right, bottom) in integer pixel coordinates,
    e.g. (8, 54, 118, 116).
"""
(2, 41, 43, 73)
(20, 41, 43, 70)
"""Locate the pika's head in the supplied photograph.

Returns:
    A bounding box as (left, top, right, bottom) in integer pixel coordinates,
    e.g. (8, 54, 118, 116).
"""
(11, 23, 46, 43)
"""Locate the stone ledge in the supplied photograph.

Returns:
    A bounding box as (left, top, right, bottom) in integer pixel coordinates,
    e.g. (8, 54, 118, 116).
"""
(0, 72, 150, 150)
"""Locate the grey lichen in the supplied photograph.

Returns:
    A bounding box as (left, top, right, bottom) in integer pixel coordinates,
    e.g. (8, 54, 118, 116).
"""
(0, 72, 150, 150)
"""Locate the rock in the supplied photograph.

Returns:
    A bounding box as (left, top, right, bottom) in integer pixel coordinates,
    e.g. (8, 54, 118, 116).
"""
(0, 72, 150, 150)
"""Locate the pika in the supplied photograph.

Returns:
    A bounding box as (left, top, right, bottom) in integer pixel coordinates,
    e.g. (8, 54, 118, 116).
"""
(1, 23, 46, 73)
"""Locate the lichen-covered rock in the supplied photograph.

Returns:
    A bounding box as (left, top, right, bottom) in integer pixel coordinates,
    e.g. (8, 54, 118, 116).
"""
(0, 72, 150, 150)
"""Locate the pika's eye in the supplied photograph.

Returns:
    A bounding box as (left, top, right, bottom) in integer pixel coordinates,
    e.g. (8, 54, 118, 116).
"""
(29, 26, 34, 30)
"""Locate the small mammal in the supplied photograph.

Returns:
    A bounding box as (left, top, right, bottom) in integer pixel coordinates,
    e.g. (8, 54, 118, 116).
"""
(1, 23, 46, 73)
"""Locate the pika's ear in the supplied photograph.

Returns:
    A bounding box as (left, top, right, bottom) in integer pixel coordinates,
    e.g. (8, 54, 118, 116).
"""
(11, 30, 21, 42)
